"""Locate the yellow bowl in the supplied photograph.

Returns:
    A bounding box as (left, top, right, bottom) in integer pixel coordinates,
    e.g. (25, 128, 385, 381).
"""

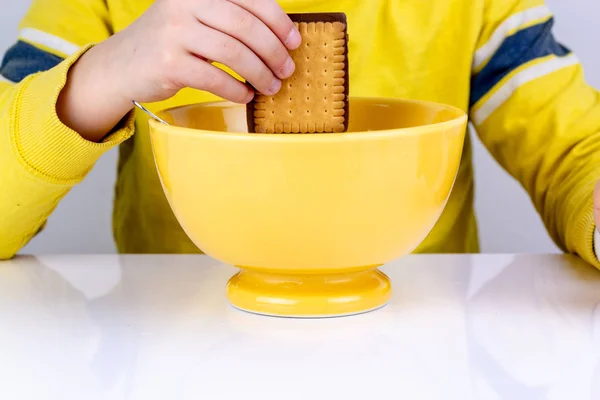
(149, 97, 467, 317)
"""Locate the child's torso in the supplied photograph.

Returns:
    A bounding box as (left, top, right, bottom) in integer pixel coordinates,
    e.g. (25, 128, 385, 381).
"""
(110, 0, 482, 254)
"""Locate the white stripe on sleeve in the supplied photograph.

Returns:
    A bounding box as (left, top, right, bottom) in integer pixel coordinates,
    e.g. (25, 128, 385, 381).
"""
(18, 28, 79, 57)
(473, 5, 553, 72)
(472, 53, 579, 125)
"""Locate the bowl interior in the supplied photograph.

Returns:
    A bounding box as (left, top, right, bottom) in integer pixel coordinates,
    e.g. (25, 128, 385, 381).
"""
(157, 97, 465, 134)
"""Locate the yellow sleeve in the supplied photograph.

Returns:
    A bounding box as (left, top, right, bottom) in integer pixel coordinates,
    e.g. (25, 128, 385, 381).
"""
(470, 0, 600, 267)
(0, 0, 135, 259)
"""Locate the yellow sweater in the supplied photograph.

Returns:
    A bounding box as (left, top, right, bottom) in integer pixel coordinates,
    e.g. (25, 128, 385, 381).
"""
(1, 0, 600, 266)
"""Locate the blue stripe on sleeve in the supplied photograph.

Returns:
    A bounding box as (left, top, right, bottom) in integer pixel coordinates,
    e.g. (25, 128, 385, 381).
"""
(0, 40, 64, 83)
(470, 18, 571, 107)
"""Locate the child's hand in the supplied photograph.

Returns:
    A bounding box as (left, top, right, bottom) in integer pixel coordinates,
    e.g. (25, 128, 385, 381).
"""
(57, 0, 301, 141)
(108, 0, 301, 103)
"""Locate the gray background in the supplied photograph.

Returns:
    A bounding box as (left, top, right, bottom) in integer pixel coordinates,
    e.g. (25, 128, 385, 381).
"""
(1, 0, 599, 255)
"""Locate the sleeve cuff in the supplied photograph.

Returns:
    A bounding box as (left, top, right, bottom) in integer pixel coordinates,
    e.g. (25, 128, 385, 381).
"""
(568, 192, 600, 269)
(10, 44, 135, 183)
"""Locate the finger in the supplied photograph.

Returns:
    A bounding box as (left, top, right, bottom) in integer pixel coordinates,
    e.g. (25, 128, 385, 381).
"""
(177, 56, 254, 104)
(226, 0, 301, 49)
(186, 22, 280, 95)
(195, 0, 294, 79)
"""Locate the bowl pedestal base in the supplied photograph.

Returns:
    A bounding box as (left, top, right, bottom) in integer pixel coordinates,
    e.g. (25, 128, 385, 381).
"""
(226, 268, 392, 318)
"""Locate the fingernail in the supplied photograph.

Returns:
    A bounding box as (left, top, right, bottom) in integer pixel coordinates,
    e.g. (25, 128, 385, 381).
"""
(268, 78, 282, 95)
(245, 91, 255, 103)
(285, 28, 302, 49)
(280, 57, 295, 78)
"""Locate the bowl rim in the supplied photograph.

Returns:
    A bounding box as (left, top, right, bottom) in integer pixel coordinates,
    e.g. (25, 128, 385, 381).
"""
(150, 97, 468, 141)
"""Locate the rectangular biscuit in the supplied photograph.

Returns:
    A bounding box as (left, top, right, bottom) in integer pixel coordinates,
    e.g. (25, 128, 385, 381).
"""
(247, 12, 348, 133)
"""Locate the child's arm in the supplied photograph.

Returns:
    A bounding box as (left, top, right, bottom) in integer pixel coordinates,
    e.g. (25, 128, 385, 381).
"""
(470, 0, 600, 267)
(0, 0, 132, 259)
(56, 0, 300, 142)
(0, 0, 299, 259)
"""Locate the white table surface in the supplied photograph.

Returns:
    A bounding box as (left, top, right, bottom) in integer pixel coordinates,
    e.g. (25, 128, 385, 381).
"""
(2, 254, 600, 400)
